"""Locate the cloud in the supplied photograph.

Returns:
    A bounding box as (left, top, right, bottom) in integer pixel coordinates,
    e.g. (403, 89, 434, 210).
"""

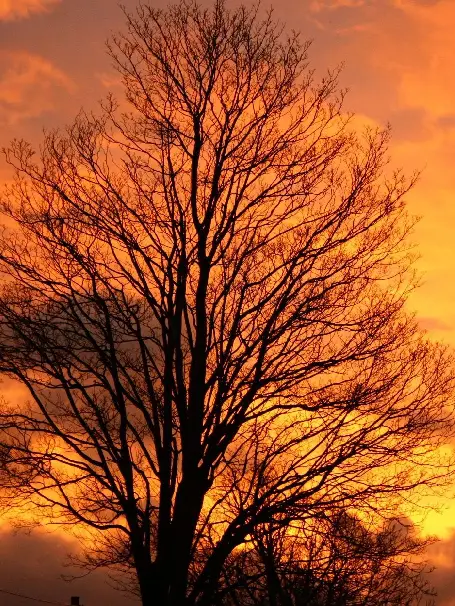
(0, 51, 74, 126)
(418, 317, 453, 332)
(0, 0, 61, 21)
(436, 113, 455, 129)
(0, 526, 131, 606)
(388, 107, 430, 142)
(310, 0, 366, 10)
(426, 532, 455, 605)
(395, 0, 443, 6)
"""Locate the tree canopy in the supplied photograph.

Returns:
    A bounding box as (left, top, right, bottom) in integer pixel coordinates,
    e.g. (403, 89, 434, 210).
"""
(0, 2, 453, 605)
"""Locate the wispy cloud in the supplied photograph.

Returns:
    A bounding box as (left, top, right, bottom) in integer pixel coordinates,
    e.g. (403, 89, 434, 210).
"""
(309, 0, 366, 11)
(0, 0, 61, 21)
(0, 51, 75, 125)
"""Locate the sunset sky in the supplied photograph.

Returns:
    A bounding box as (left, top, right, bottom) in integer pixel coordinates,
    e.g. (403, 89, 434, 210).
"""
(1, 0, 455, 604)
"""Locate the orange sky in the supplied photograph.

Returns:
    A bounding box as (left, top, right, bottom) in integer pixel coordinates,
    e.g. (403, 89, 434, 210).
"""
(1, 0, 455, 604)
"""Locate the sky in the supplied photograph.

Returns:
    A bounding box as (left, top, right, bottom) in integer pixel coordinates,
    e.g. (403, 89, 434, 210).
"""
(1, 0, 455, 603)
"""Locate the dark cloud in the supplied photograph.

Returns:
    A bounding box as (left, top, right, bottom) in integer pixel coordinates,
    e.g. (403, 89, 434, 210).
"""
(427, 532, 455, 605)
(437, 113, 455, 129)
(388, 107, 430, 141)
(0, 526, 133, 606)
(408, 0, 443, 5)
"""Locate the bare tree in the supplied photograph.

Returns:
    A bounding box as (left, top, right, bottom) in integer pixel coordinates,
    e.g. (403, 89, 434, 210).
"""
(0, 1, 453, 605)
(217, 513, 436, 606)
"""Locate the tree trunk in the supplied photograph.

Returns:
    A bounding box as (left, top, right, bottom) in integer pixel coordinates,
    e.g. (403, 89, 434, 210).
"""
(131, 547, 159, 606)
(168, 473, 207, 606)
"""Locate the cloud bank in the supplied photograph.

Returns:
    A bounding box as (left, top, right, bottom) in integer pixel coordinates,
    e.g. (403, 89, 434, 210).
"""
(0, 526, 129, 606)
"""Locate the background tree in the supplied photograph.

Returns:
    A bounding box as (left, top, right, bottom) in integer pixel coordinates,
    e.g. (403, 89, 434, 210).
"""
(0, 1, 453, 605)
(216, 513, 436, 606)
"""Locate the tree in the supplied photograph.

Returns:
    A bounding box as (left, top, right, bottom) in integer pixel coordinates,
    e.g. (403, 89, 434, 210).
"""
(217, 513, 436, 606)
(0, 1, 453, 605)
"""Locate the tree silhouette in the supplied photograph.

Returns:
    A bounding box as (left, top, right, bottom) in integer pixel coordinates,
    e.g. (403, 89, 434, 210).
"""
(0, 1, 453, 605)
(216, 513, 436, 606)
